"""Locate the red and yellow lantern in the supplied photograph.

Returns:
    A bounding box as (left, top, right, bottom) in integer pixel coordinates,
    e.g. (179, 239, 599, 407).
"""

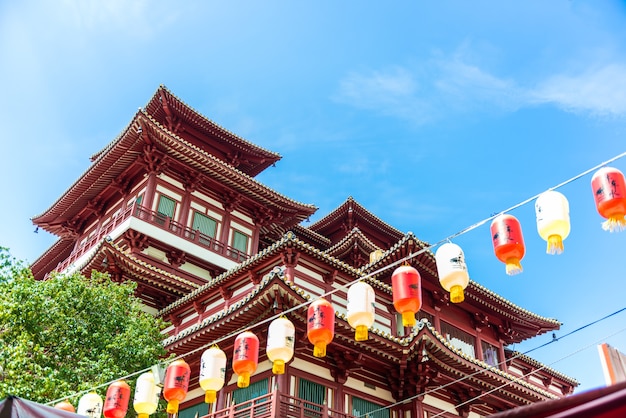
(347, 281, 375, 341)
(266, 316, 295, 374)
(232, 331, 259, 388)
(307, 298, 335, 358)
(103, 380, 131, 418)
(200, 346, 227, 403)
(163, 359, 191, 415)
(592, 166, 626, 232)
(435, 243, 469, 303)
(392, 265, 422, 327)
(491, 214, 525, 275)
(535, 190, 571, 254)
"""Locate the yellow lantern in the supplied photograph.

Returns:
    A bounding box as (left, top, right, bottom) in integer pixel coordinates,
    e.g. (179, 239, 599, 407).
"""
(347, 281, 375, 341)
(77, 392, 103, 418)
(266, 316, 295, 374)
(535, 190, 570, 254)
(199, 346, 227, 403)
(435, 243, 470, 303)
(133, 372, 160, 418)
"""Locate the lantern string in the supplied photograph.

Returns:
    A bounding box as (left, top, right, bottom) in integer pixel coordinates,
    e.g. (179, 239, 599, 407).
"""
(46, 150, 626, 406)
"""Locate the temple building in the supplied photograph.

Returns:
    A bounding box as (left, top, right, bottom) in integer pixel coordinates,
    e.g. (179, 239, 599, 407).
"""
(31, 86, 578, 418)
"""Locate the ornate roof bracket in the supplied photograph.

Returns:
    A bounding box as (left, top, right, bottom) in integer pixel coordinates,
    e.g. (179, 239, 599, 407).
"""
(473, 312, 490, 333)
(142, 143, 169, 174)
(123, 230, 149, 253)
(432, 289, 451, 311)
(159, 89, 183, 134)
(220, 190, 242, 213)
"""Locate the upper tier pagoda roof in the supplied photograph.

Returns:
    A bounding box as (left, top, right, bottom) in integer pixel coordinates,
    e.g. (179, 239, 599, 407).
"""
(31, 110, 316, 237)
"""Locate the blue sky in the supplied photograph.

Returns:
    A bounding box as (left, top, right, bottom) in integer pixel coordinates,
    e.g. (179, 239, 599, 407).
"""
(2, 0, 626, 395)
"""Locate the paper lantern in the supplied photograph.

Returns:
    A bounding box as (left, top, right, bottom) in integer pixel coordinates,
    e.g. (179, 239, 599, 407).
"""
(307, 298, 335, 358)
(490, 214, 525, 275)
(163, 359, 191, 415)
(232, 331, 259, 388)
(392, 265, 422, 327)
(592, 166, 626, 232)
(77, 392, 103, 417)
(133, 372, 160, 418)
(267, 316, 295, 374)
(103, 380, 130, 418)
(54, 400, 75, 412)
(435, 243, 469, 303)
(347, 281, 375, 341)
(199, 346, 227, 403)
(535, 190, 571, 254)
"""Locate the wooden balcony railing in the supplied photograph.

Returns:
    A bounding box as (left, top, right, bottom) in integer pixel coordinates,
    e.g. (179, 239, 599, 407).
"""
(202, 391, 355, 418)
(54, 204, 250, 275)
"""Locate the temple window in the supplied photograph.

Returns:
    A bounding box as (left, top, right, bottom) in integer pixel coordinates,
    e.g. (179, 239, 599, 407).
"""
(231, 377, 269, 407)
(192, 211, 218, 238)
(156, 194, 176, 221)
(232, 229, 249, 254)
(441, 321, 476, 358)
(482, 340, 501, 369)
(297, 377, 326, 413)
(351, 396, 390, 418)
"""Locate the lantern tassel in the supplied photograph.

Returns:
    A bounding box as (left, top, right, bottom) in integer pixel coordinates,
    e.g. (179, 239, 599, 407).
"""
(313, 342, 327, 358)
(546, 235, 564, 255)
(237, 373, 251, 388)
(166, 399, 180, 415)
(449, 285, 465, 304)
(205, 390, 217, 404)
(401, 311, 416, 327)
(272, 359, 285, 374)
(505, 258, 523, 276)
(602, 215, 626, 233)
(355, 325, 369, 341)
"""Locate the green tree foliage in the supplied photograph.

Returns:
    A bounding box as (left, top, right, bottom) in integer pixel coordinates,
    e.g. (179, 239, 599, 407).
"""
(0, 247, 170, 404)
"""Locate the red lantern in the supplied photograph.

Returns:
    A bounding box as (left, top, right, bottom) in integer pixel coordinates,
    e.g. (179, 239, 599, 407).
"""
(54, 401, 75, 412)
(491, 214, 525, 275)
(392, 265, 422, 327)
(163, 359, 191, 415)
(232, 331, 259, 388)
(307, 298, 335, 358)
(103, 380, 131, 418)
(592, 166, 626, 232)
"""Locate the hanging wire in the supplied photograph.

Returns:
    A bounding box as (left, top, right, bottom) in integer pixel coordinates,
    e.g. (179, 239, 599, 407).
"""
(46, 151, 626, 406)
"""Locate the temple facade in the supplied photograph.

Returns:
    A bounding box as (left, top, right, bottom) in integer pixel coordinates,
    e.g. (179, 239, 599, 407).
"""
(31, 86, 577, 418)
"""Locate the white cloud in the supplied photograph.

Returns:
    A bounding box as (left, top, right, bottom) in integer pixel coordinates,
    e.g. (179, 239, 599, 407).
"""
(529, 64, 626, 117)
(333, 50, 626, 125)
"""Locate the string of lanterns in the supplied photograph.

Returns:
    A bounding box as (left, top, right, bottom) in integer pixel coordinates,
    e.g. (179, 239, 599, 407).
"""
(51, 165, 625, 416)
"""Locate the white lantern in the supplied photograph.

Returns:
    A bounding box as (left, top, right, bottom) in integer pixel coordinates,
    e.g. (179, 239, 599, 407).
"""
(133, 372, 160, 418)
(77, 392, 103, 418)
(535, 190, 570, 254)
(347, 281, 375, 341)
(266, 316, 295, 374)
(435, 243, 470, 303)
(199, 346, 227, 403)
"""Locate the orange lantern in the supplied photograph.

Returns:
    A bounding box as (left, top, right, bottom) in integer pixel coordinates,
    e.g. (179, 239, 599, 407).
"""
(103, 380, 131, 418)
(54, 400, 75, 412)
(592, 166, 626, 232)
(435, 243, 469, 303)
(133, 372, 160, 418)
(490, 214, 525, 275)
(266, 316, 295, 374)
(392, 265, 422, 327)
(163, 359, 191, 415)
(232, 331, 259, 388)
(347, 281, 375, 341)
(535, 191, 571, 254)
(307, 298, 335, 358)
(199, 345, 227, 403)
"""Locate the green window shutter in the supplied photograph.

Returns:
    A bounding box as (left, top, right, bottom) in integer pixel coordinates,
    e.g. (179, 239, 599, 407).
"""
(352, 396, 389, 418)
(192, 212, 217, 238)
(178, 402, 209, 418)
(232, 378, 268, 405)
(232, 230, 248, 253)
(157, 195, 176, 217)
(298, 378, 325, 409)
